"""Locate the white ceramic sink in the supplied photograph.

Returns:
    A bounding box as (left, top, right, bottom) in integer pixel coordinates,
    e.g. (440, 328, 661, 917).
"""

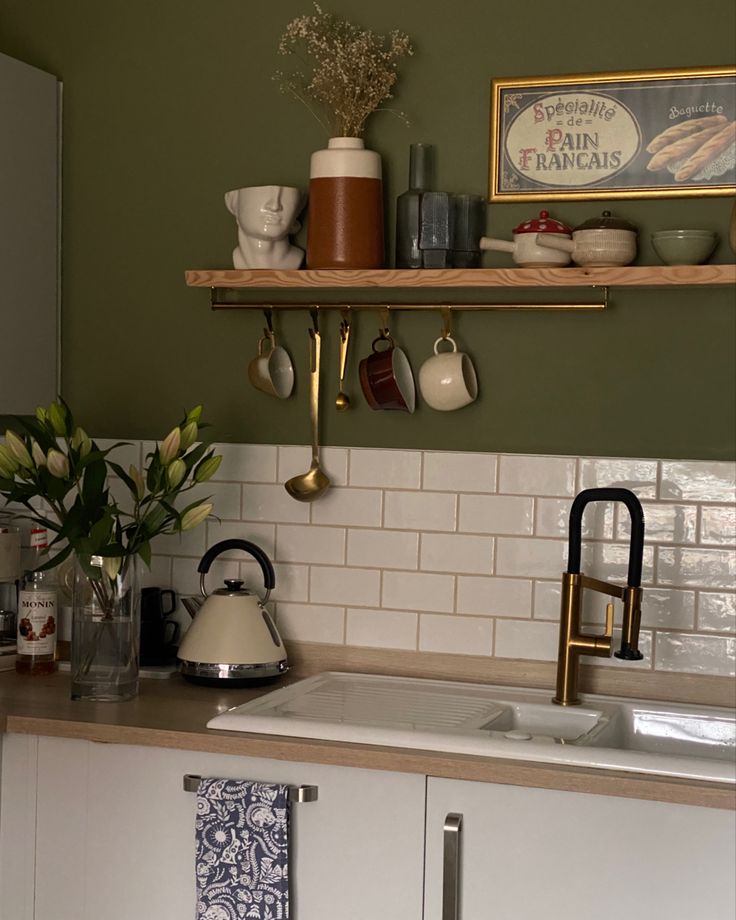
(207, 672, 736, 784)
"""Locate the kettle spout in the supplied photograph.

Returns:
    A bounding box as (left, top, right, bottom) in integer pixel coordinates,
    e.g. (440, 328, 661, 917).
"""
(181, 595, 204, 620)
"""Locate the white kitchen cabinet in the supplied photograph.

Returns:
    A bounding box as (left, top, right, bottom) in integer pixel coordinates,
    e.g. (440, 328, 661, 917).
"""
(423, 776, 736, 920)
(0, 53, 60, 414)
(4, 735, 425, 920)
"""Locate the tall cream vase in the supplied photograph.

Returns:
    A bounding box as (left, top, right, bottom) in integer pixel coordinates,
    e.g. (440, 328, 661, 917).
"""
(306, 137, 384, 269)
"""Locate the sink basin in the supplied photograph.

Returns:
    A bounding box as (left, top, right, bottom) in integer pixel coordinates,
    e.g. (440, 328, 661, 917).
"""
(207, 671, 736, 784)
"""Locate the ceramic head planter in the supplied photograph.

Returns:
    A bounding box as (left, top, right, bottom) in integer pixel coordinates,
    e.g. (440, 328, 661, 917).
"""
(225, 185, 307, 269)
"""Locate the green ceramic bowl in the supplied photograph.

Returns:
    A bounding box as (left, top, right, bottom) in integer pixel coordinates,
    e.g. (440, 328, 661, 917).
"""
(651, 230, 718, 266)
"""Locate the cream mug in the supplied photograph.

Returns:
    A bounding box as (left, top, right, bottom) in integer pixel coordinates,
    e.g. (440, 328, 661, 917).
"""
(418, 336, 478, 411)
(248, 334, 295, 399)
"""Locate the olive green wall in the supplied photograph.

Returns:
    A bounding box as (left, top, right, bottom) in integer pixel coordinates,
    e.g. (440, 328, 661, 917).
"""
(1, 0, 734, 458)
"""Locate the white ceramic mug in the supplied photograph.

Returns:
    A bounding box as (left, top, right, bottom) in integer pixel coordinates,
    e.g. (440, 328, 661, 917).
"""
(418, 336, 478, 411)
(248, 334, 295, 399)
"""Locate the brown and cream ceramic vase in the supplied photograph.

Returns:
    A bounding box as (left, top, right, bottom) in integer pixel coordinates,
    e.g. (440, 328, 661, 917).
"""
(306, 137, 384, 269)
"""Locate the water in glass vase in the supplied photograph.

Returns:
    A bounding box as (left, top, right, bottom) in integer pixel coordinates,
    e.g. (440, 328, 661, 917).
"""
(71, 555, 141, 701)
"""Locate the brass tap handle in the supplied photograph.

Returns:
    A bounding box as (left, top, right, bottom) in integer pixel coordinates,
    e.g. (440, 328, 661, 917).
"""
(605, 602, 614, 638)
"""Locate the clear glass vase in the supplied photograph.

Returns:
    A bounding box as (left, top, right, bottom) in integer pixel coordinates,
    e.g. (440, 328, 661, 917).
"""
(71, 554, 140, 701)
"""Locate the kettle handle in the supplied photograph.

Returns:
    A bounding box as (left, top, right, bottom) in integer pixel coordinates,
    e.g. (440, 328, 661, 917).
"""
(197, 539, 276, 604)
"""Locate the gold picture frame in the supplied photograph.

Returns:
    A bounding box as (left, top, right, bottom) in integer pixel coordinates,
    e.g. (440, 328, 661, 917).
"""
(489, 66, 736, 202)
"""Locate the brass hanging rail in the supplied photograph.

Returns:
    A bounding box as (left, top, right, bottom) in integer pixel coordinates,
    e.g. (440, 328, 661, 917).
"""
(208, 286, 609, 311)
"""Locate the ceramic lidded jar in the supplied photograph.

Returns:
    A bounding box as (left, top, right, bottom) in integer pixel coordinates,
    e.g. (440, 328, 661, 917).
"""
(538, 210, 637, 267)
(306, 137, 384, 269)
(480, 210, 572, 267)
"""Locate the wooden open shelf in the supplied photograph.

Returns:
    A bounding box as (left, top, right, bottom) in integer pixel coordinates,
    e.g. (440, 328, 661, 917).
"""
(185, 264, 736, 290)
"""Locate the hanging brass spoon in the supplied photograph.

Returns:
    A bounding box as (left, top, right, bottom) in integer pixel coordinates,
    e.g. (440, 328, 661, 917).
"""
(335, 309, 351, 411)
(285, 312, 330, 502)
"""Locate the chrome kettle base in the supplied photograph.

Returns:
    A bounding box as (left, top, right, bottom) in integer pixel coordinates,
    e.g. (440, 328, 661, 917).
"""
(178, 658, 288, 688)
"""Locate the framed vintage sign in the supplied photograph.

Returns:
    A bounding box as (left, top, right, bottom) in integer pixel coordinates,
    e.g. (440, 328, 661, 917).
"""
(489, 67, 736, 201)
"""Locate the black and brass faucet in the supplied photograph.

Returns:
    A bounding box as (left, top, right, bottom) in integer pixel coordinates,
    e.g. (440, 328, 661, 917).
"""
(553, 487, 645, 706)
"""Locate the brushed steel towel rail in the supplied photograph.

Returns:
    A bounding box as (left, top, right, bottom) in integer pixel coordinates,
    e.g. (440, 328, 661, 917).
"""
(183, 773, 318, 802)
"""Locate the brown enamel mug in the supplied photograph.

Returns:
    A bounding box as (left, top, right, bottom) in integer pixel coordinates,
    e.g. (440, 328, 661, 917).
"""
(359, 334, 416, 413)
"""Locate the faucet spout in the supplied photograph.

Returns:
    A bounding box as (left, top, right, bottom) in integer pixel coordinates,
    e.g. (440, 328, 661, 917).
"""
(553, 488, 645, 706)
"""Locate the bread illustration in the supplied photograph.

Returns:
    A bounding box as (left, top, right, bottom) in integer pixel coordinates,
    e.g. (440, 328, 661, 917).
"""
(646, 125, 724, 171)
(675, 120, 736, 181)
(646, 115, 727, 154)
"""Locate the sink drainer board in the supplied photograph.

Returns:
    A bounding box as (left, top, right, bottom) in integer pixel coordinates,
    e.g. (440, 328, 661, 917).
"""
(207, 672, 736, 785)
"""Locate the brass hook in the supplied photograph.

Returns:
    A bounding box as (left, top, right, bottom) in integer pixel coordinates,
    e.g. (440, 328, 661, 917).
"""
(340, 306, 351, 341)
(440, 306, 452, 340)
(379, 305, 391, 339)
(263, 307, 275, 340)
(310, 306, 320, 336)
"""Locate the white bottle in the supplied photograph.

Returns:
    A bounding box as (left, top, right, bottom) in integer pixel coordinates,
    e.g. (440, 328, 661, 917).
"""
(16, 527, 58, 675)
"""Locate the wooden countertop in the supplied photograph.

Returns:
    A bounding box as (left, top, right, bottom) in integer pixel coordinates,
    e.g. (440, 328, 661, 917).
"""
(1, 669, 733, 811)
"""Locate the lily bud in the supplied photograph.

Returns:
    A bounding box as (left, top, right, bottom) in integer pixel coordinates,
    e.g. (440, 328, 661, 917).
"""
(0, 457, 15, 480)
(35, 406, 48, 424)
(194, 455, 222, 483)
(166, 458, 186, 489)
(47, 402, 68, 437)
(102, 556, 122, 580)
(71, 427, 92, 457)
(158, 427, 181, 465)
(0, 444, 19, 474)
(31, 441, 47, 467)
(46, 448, 70, 479)
(179, 421, 197, 451)
(129, 464, 146, 501)
(186, 405, 203, 425)
(180, 502, 212, 531)
(5, 431, 33, 470)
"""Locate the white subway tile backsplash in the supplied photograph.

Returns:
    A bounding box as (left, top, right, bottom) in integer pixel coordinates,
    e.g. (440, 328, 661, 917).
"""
(616, 502, 697, 545)
(310, 565, 381, 607)
(700, 506, 736, 546)
(456, 576, 532, 618)
(587, 629, 653, 669)
(383, 570, 455, 613)
(420, 533, 493, 575)
(499, 455, 576, 496)
(459, 494, 533, 535)
(276, 603, 345, 644)
(206, 521, 276, 559)
(242, 484, 309, 523)
(349, 448, 422, 489)
(276, 525, 345, 565)
(346, 608, 418, 650)
(278, 446, 348, 487)
(578, 458, 658, 498)
(310, 488, 382, 527)
(657, 547, 736, 590)
(119, 438, 735, 678)
(495, 619, 558, 660)
(384, 491, 456, 532)
(214, 443, 277, 483)
(698, 592, 736, 633)
(535, 497, 612, 539)
(347, 529, 419, 570)
(419, 614, 493, 655)
(423, 451, 497, 493)
(655, 633, 736, 677)
(660, 461, 736, 503)
(496, 538, 567, 579)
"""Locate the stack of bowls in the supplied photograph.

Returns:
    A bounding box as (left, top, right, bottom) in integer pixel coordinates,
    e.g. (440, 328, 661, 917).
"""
(651, 230, 718, 265)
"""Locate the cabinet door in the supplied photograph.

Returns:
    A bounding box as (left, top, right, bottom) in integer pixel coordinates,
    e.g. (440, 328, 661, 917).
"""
(424, 776, 736, 920)
(0, 53, 59, 414)
(32, 736, 426, 920)
(0, 734, 38, 920)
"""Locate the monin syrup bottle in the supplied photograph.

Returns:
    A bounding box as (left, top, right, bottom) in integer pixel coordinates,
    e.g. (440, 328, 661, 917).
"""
(16, 528, 58, 675)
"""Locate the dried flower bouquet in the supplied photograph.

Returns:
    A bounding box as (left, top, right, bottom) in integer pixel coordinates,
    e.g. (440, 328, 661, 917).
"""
(275, 3, 413, 138)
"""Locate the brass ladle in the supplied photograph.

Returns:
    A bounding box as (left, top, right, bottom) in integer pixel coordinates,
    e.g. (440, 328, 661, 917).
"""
(335, 309, 351, 411)
(285, 311, 330, 502)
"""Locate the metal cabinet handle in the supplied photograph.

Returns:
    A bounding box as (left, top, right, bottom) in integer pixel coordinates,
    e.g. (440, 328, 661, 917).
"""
(443, 812, 463, 920)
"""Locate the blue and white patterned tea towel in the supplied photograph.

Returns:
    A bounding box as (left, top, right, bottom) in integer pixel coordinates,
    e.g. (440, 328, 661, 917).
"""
(195, 778, 290, 920)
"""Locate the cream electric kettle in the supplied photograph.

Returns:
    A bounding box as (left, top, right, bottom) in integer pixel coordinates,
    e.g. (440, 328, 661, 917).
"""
(177, 539, 288, 686)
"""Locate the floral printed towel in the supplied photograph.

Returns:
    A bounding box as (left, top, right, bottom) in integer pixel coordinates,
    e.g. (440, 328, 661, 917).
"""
(195, 778, 290, 920)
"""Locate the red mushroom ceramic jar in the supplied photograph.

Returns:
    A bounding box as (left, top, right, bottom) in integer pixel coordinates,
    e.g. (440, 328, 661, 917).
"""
(480, 210, 572, 267)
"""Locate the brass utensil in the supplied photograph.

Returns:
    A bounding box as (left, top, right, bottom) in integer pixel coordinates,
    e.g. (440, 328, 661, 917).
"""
(335, 309, 351, 411)
(285, 311, 330, 502)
